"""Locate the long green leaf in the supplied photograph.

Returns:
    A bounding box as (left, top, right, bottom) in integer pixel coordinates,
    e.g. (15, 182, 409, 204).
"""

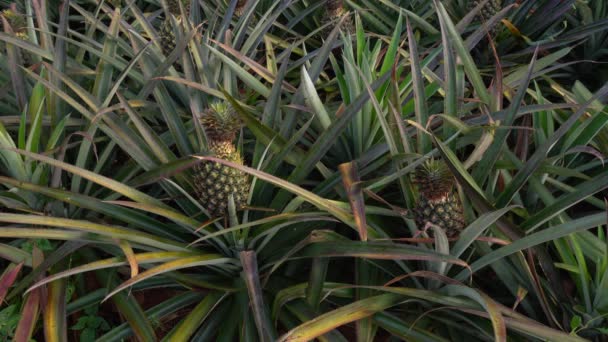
(472, 48, 539, 184)
(163, 292, 224, 342)
(297, 241, 468, 267)
(4, 148, 168, 208)
(0, 214, 188, 251)
(278, 293, 403, 342)
(456, 212, 606, 280)
(434, 1, 490, 105)
(496, 83, 608, 207)
(240, 251, 276, 341)
(103, 255, 232, 301)
(43, 279, 67, 342)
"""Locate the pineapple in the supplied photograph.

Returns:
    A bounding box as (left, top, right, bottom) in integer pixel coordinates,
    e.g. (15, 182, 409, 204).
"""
(321, 0, 354, 36)
(159, 18, 178, 57)
(159, 0, 190, 56)
(193, 102, 250, 217)
(412, 159, 464, 237)
(468, 0, 503, 27)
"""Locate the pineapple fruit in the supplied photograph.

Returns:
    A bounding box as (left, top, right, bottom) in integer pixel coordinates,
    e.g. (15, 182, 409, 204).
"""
(159, 18, 179, 57)
(159, 0, 190, 56)
(468, 0, 503, 25)
(321, 0, 354, 36)
(193, 102, 250, 217)
(412, 159, 465, 237)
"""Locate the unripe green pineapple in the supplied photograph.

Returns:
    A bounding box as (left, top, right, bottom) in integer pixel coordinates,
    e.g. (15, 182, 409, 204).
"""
(193, 102, 250, 217)
(159, 18, 177, 56)
(321, 0, 354, 36)
(468, 0, 503, 23)
(159, 0, 190, 56)
(412, 159, 464, 237)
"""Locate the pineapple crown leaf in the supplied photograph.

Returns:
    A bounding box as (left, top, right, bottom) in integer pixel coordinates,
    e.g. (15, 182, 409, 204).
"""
(200, 102, 242, 141)
(420, 158, 451, 177)
(413, 158, 456, 199)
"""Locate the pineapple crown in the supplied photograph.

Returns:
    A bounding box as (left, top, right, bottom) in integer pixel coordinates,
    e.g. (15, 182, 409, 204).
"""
(200, 102, 242, 142)
(413, 158, 456, 200)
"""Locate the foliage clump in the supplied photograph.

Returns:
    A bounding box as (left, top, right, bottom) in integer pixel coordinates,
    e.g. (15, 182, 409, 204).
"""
(0, 0, 606, 341)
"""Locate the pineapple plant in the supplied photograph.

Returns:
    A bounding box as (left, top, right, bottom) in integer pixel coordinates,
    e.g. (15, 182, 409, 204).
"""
(321, 0, 354, 36)
(412, 159, 465, 237)
(193, 102, 250, 217)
